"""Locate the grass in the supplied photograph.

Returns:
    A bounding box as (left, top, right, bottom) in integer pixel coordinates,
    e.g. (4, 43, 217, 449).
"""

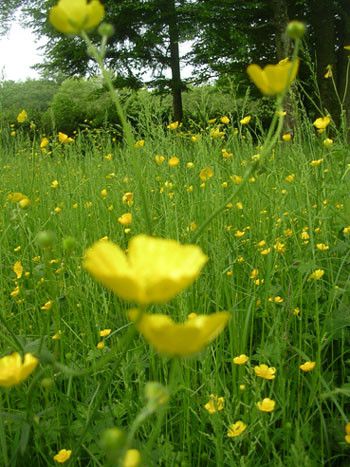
(1, 117, 350, 466)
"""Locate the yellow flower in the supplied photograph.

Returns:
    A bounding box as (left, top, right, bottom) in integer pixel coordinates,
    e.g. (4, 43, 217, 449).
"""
(230, 175, 243, 185)
(323, 138, 333, 148)
(343, 226, 350, 235)
(129, 310, 230, 356)
(316, 243, 329, 251)
(247, 59, 299, 96)
(122, 192, 134, 206)
(51, 180, 59, 189)
(49, 0, 104, 34)
(0, 353, 38, 387)
(134, 139, 145, 148)
(282, 132, 292, 142)
(167, 121, 180, 130)
(233, 354, 249, 365)
(155, 154, 165, 165)
(123, 449, 141, 467)
(313, 116, 330, 130)
(83, 235, 208, 305)
(254, 364, 276, 380)
(220, 116, 230, 124)
(53, 449, 72, 463)
(99, 328, 111, 337)
(345, 423, 350, 444)
(222, 149, 233, 159)
(308, 269, 324, 280)
(118, 212, 132, 226)
(199, 167, 214, 182)
(299, 361, 316, 372)
(41, 300, 54, 311)
(58, 132, 73, 143)
(210, 128, 225, 138)
(240, 116, 251, 125)
(310, 158, 323, 167)
(40, 137, 49, 149)
(204, 394, 225, 414)
(324, 65, 333, 78)
(168, 156, 180, 167)
(7, 192, 26, 203)
(97, 341, 105, 349)
(257, 398, 276, 412)
(13, 260, 23, 279)
(227, 421, 247, 437)
(17, 110, 28, 123)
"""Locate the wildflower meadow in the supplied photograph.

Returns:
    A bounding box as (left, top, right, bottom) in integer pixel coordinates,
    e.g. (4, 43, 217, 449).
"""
(1, 1, 350, 466)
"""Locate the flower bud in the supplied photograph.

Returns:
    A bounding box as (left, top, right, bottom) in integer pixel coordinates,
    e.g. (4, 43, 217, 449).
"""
(286, 21, 306, 40)
(35, 230, 55, 249)
(98, 22, 115, 38)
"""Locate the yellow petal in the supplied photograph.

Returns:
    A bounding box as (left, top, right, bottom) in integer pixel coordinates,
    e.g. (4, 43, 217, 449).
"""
(131, 311, 230, 356)
(247, 64, 271, 95)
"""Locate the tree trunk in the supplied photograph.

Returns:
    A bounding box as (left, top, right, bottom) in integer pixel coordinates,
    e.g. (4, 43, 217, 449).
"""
(309, 0, 339, 120)
(162, 0, 183, 122)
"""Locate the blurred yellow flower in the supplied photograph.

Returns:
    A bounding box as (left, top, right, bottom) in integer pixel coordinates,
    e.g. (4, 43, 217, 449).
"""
(49, 0, 104, 34)
(129, 310, 230, 356)
(323, 138, 333, 148)
(299, 361, 316, 372)
(257, 398, 276, 412)
(17, 110, 28, 123)
(0, 352, 38, 387)
(83, 235, 207, 305)
(118, 212, 132, 226)
(155, 154, 165, 165)
(247, 59, 299, 96)
(167, 121, 180, 130)
(240, 116, 251, 125)
(220, 116, 230, 124)
(13, 260, 23, 279)
(168, 156, 180, 167)
(233, 354, 249, 365)
(313, 116, 330, 130)
(40, 137, 49, 149)
(204, 394, 225, 414)
(41, 300, 54, 311)
(324, 65, 333, 79)
(345, 423, 350, 444)
(123, 449, 141, 467)
(199, 167, 214, 182)
(18, 197, 31, 209)
(53, 449, 72, 463)
(51, 180, 59, 189)
(227, 421, 247, 437)
(308, 269, 324, 280)
(282, 132, 292, 142)
(254, 364, 276, 380)
(134, 139, 145, 148)
(210, 127, 225, 138)
(58, 132, 73, 143)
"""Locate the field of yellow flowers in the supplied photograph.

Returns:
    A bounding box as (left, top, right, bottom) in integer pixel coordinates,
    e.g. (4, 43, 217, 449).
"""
(1, 1, 350, 466)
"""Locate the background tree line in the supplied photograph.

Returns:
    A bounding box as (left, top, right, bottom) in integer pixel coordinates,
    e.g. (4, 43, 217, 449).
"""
(1, 0, 350, 125)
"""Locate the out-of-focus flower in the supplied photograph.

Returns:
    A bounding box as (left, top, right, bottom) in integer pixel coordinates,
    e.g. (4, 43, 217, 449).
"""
(0, 353, 38, 387)
(17, 110, 28, 123)
(49, 0, 104, 34)
(247, 59, 299, 96)
(53, 449, 72, 463)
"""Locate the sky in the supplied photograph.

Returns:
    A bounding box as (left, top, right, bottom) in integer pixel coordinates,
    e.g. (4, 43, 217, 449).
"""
(0, 19, 45, 81)
(0, 19, 193, 82)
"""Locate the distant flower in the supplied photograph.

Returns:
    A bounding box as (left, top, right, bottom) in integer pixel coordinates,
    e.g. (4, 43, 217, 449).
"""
(41, 300, 53, 311)
(257, 398, 276, 412)
(316, 243, 329, 251)
(53, 449, 72, 463)
(308, 269, 324, 281)
(310, 159, 323, 167)
(240, 116, 251, 125)
(99, 329, 111, 337)
(13, 260, 23, 279)
(167, 121, 180, 130)
(324, 65, 333, 79)
(129, 309, 230, 356)
(343, 226, 350, 235)
(17, 110, 28, 123)
(230, 175, 243, 185)
(118, 212, 132, 226)
(168, 156, 180, 167)
(299, 361, 316, 372)
(0, 353, 38, 387)
(313, 116, 330, 130)
(49, 0, 104, 34)
(199, 167, 214, 182)
(96, 341, 105, 349)
(247, 59, 299, 96)
(323, 138, 333, 148)
(123, 449, 141, 467)
(122, 192, 134, 206)
(155, 155, 165, 165)
(40, 137, 49, 149)
(134, 139, 145, 148)
(282, 133, 292, 142)
(233, 354, 249, 365)
(254, 364, 276, 380)
(83, 235, 207, 305)
(345, 422, 350, 444)
(58, 132, 73, 143)
(220, 116, 230, 124)
(51, 180, 59, 189)
(204, 394, 225, 414)
(227, 421, 247, 437)
(210, 128, 225, 139)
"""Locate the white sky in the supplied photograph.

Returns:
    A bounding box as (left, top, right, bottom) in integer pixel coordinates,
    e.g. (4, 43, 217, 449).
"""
(0, 20, 44, 81)
(0, 19, 193, 82)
